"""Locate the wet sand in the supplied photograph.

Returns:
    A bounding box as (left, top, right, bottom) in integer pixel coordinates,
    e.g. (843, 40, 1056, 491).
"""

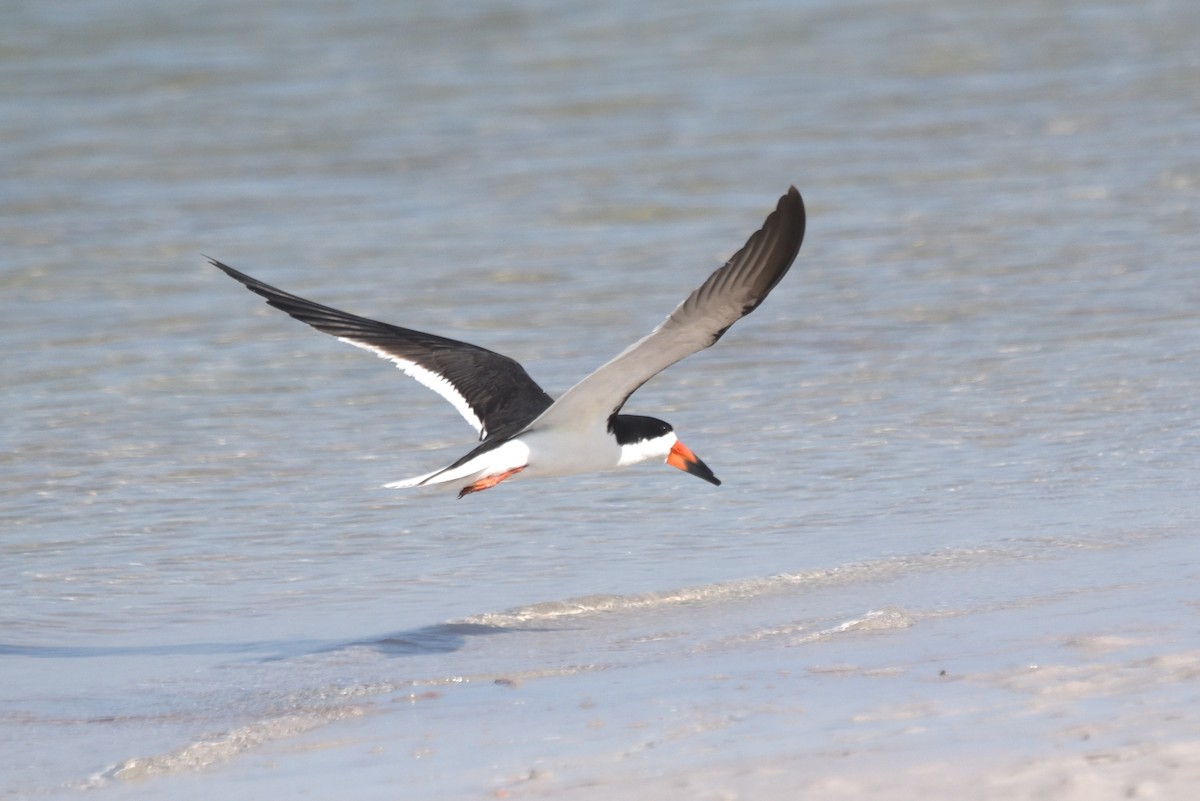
(495, 642, 1200, 800)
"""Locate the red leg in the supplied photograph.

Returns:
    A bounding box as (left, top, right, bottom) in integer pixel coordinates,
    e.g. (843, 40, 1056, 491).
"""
(458, 466, 526, 498)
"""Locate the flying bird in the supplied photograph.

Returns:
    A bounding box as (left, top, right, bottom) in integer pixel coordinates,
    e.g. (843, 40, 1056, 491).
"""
(210, 186, 805, 498)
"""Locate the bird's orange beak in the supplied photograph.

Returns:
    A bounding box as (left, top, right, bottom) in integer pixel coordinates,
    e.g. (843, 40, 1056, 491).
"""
(667, 440, 721, 486)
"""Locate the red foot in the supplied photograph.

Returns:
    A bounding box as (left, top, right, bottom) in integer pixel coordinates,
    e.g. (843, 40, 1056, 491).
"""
(458, 466, 526, 498)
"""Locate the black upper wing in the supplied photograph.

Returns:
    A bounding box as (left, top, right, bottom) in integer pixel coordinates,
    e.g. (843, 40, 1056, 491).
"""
(209, 258, 553, 441)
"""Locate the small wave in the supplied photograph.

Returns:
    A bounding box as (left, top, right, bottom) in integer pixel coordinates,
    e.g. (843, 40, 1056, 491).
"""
(458, 544, 1036, 627)
(77, 662, 608, 789)
(695, 605, 918, 652)
(788, 606, 917, 645)
(350, 622, 513, 656)
(81, 705, 368, 787)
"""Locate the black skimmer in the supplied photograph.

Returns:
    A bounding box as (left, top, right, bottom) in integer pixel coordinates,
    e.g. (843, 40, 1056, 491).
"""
(210, 186, 805, 498)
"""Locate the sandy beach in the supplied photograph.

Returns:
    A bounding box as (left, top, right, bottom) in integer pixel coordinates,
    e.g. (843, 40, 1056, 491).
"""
(497, 644, 1200, 801)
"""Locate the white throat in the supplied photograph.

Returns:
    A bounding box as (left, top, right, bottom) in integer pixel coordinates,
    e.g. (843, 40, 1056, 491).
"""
(617, 430, 678, 467)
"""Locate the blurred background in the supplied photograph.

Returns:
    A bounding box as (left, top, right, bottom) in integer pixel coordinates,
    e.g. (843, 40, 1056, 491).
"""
(3, 0, 1199, 798)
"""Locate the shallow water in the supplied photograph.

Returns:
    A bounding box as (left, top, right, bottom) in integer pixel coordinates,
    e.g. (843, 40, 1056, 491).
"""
(3, 0, 1199, 797)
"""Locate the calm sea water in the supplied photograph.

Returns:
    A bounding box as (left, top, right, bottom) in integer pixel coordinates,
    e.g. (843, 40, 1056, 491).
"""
(3, 0, 1199, 797)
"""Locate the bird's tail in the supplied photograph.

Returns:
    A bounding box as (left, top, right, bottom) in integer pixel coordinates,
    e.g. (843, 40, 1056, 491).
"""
(383, 460, 486, 490)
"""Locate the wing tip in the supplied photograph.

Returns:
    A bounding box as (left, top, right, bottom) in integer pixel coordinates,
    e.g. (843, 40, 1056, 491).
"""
(779, 186, 806, 243)
(206, 255, 257, 288)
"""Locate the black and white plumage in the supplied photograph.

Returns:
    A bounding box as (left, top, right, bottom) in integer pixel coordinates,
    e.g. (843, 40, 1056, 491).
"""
(210, 186, 805, 498)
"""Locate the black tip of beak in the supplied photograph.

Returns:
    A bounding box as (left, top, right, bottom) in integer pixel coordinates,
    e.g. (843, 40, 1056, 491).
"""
(668, 441, 721, 486)
(688, 458, 721, 486)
